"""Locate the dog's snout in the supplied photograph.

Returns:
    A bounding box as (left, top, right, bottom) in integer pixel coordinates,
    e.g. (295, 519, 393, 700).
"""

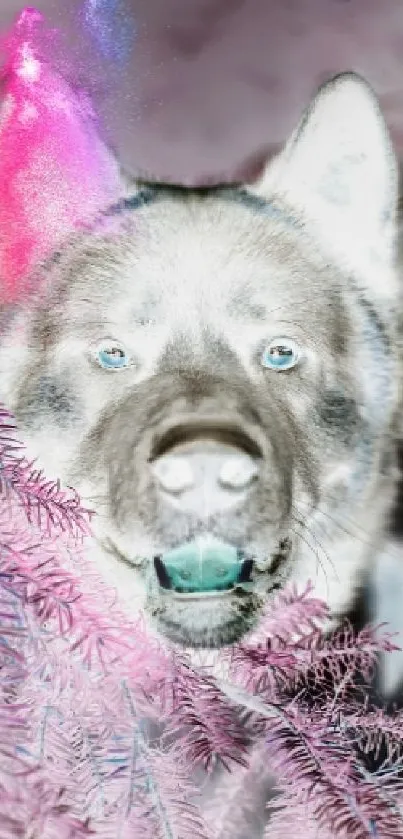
(149, 422, 261, 514)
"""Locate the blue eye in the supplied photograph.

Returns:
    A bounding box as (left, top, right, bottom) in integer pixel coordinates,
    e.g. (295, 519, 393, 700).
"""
(261, 337, 301, 371)
(95, 341, 129, 370)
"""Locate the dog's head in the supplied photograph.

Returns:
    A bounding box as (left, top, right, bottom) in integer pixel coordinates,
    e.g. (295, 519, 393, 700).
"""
(1, 73, 400, 647)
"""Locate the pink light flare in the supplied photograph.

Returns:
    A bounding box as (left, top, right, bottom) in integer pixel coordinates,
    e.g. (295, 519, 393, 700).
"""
(0, 7, 122, 303)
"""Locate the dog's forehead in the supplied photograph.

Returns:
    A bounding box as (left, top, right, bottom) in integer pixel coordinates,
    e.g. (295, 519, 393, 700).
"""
(58, 190, 342, 338)
(117, 199, 293, 308)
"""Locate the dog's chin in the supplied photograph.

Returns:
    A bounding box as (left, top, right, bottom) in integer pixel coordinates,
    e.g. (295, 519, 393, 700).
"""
(148, 587, 266, 649)
(154, 617, 256, 648)
(98, 533, 294, 648)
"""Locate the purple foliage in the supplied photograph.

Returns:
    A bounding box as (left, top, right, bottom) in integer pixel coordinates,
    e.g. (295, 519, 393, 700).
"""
(0, 404, 403, 838)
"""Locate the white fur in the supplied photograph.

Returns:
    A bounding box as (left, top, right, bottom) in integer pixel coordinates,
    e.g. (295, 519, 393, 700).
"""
(249, 74, 399, 309)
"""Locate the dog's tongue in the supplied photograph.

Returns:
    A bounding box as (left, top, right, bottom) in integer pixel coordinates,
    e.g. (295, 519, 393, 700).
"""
(0, 8, 122, 302)
(155, 538, 254, 595)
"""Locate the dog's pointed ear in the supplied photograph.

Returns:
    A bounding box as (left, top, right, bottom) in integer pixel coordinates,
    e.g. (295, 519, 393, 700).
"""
(246, 73, 398, 298)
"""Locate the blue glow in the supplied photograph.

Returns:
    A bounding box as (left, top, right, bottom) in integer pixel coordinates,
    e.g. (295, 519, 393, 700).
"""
(82, 0, 135, 64)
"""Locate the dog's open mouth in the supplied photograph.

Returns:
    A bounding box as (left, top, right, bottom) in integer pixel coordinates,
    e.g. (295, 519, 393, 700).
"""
(153, 536, 292, 597)
(101, 534, 293, 647)
(153, 542, 254, 595)
(103, 534, 292, 593)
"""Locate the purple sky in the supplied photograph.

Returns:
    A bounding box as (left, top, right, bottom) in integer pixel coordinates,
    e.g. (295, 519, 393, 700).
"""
(1, 0, 403, 183)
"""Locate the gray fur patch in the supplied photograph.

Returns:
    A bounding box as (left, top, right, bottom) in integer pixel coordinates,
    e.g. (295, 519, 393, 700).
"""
(15, 374, 79, 428)
(317, 390, 360, 443)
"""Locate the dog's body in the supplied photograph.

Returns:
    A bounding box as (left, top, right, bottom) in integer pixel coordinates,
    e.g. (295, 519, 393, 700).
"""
(0, 73, 402, 691)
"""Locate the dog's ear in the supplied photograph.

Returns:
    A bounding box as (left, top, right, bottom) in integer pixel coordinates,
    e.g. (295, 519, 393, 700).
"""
(246, 73, 399, 303)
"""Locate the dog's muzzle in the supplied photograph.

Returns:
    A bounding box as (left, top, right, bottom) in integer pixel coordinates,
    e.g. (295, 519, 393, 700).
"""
(148, 420, 263, 596)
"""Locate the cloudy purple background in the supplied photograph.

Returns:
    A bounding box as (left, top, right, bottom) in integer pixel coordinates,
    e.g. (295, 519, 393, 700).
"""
(2, 0, 403, 184)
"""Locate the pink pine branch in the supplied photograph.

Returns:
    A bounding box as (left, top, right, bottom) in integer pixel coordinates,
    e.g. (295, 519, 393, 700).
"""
(0, 590, 95, 839)
(2, 403, 403, 837)
(203, 742, 276, 839)
(166, 658, 249, 773)
(0, 585, 209, 838)
(244, 580, 329, 646)
(263, 711, 403, 839)
(0, 407, 92, 538)
(295, 622, 399, 689)
(227, 618, 398, 705)
(340, 705, 403, 768)
(264, 796, 336, 839)
(129, 744, 213, 839)
(0, 455, 92, 539)
(216, 679, 403, 838)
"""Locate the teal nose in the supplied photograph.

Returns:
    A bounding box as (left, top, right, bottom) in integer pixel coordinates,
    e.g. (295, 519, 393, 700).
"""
(154, 540, 253, 594)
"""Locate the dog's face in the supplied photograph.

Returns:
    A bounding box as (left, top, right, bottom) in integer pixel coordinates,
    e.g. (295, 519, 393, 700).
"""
(0, 73, 400, 648)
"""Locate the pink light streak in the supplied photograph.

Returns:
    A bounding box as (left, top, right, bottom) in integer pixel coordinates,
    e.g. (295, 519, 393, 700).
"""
(0, 7, 122, 302)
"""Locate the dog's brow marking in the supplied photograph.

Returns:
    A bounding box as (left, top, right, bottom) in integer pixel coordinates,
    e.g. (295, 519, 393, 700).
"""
(94, 181, 297, 231)
(102, 183, 303, 232)
(231, 189, 302, 229)
(106, 185, 161, 216)
(227, 294, 268, 322)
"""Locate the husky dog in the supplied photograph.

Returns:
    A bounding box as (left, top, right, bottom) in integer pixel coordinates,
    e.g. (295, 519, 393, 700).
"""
(0, 73, 401, 670)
